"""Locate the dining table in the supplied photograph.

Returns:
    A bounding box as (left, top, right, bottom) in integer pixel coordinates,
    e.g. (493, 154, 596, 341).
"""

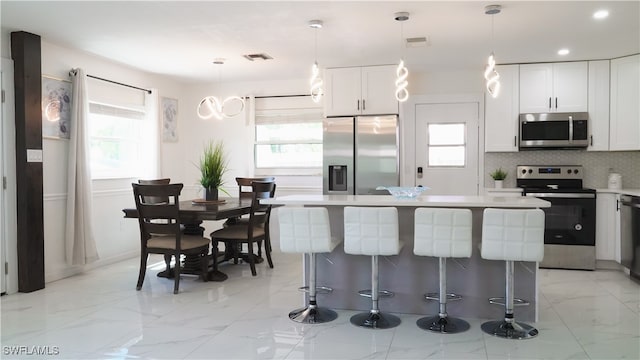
(122, 197, 253, 281)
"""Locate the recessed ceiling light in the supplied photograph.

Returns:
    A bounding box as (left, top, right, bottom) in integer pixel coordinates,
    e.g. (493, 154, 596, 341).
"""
(558, 49, 570, 56)
(593, 10, 609, 19)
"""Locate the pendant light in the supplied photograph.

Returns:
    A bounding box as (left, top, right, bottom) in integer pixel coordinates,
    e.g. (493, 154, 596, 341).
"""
(394, 12, 409, 103)
(309, 20, 324, 103)
(484, 5, 501, 98)
(197, 58, 245, 120)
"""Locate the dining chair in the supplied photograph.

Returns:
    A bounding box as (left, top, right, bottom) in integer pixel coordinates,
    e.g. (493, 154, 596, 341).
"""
(224, 176, 276, 262)
(132, 183, 211, 294)
(211, 181, 276, 276)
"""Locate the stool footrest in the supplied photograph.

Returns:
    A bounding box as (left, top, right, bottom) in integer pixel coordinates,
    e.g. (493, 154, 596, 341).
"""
(298, 286, 333, 294)
(488, 297, 530, 306)
(424, 292, 462, 302)
(358, 289, 394, 298)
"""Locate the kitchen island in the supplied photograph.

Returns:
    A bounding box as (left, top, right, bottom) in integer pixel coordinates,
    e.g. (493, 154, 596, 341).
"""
(263, 194, 551, 322)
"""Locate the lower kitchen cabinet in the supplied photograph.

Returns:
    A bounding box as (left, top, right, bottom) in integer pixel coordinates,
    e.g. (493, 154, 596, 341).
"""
(596, 192, 620, 261)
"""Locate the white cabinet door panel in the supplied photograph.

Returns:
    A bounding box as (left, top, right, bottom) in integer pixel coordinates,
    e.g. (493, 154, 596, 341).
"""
(587, 60, 610, 151)
(610, 54, 640, 151)
(362, 65, 397, 115)
(485, 64, 519, 152)
(520, 64, 553, 113)
(324, 67, 361, 117)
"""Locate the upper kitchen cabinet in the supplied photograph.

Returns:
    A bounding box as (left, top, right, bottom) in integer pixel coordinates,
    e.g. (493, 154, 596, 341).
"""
(610, 54, 640, 151)
(324, 65, 398, 117)
(485, 64, 519, 152)
(519, 62, 588, 113)
(587, 60, 610, 151)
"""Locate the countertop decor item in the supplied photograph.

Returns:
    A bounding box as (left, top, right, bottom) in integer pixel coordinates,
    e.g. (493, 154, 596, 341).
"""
(198, 140, 230, 201)
(490, 168, 508, 189)
(377, 186, 426, 199)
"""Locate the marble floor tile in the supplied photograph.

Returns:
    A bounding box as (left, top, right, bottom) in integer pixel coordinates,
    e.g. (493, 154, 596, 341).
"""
(1, 253, 639, 360)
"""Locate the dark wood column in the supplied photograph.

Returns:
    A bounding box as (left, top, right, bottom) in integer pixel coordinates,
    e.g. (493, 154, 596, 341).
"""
(11, 31, 45, 292)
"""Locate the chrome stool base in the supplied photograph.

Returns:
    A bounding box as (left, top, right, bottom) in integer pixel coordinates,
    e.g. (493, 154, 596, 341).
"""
(417, 315, 470, 334)
(289, 306, 338, 324)
(481, 320, 538, 339)
(350, 311, 401, 329)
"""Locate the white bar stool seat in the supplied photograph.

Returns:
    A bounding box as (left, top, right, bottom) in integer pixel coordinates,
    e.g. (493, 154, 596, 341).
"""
(480, 208, 545, 339)
(414, 208, 472, 333)
(279, 207, 342, 324)
(344, 206, 402, 329)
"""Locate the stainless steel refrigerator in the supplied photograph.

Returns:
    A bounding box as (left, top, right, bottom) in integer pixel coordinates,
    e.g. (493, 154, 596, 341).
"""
(323, 115, 399, 195)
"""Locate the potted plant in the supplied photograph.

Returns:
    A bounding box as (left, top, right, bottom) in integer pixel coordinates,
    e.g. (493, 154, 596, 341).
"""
(198, 140, 229, 201)
(490, 168, 508, 189)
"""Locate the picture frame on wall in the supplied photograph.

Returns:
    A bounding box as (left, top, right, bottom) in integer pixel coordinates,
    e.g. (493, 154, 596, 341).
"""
(41, 75, 72, 140)
(162, 97, 178, 142)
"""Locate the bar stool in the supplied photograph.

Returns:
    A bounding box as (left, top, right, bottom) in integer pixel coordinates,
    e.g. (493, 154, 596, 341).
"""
(414, 208, 472, 333)
(344, 206, 402, 329)
(278, 207, 341, 324)
(480, 208, 545, 339)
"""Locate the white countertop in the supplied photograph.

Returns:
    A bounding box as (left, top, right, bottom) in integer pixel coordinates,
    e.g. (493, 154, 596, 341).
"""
(596, 188, 640, 197)
(262, 194, 550, 208)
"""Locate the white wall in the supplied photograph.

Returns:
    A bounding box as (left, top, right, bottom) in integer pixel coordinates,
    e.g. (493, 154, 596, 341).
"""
(1, 28, 191, 283)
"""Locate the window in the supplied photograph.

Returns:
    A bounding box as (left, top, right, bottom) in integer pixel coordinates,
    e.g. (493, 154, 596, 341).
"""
(88, 103, 147, 179)
(427, 123, 466, 167)
(254, 97, 323, 175)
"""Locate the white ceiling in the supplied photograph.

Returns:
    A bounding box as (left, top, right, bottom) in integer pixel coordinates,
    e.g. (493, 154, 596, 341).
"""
(2, 1, 639, 84)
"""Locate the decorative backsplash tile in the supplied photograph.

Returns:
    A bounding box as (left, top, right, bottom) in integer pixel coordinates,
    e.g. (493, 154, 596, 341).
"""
(484, 151, 640, 189)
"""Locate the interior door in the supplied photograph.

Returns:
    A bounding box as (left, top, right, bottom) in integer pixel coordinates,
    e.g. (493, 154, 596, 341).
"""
(415, 102, 479, 195)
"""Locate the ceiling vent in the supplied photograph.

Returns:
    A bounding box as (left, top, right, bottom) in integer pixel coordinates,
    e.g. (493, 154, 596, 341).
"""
(243, 53, 273, 61)
(406, 36, 430, 48)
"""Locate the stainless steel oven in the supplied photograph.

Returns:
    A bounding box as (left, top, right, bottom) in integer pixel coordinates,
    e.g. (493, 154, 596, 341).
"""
(517, 165, 596, 270)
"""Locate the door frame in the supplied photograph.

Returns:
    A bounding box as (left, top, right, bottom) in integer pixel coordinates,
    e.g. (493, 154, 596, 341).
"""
(400, 93, 485, 190)
(2, 57, 18, 295)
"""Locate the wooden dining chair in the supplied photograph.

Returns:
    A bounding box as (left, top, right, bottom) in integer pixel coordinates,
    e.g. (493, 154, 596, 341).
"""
(211, 181, 276, 276)
(224, 176, 276, 261)
(132, 183, 211, 294)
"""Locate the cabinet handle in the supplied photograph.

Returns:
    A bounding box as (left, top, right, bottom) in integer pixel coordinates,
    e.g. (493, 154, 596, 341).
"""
(363, 99, 366, 111)
(555, 97, 558, 109)
(514, 136, 517, 147)
(590, 135, 593, 146)
(357, 100, 360, 110)
(548, 97, 552, 110)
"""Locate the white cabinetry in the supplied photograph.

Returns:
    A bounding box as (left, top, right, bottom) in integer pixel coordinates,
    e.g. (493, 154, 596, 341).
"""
(596, 192, 619, 261)
(485, 65, 519, 152)
(324, 65, 398, 117)
(609, 54, 640, 151)
(587, 60, 610, 151)
(520, 62, 588, 113)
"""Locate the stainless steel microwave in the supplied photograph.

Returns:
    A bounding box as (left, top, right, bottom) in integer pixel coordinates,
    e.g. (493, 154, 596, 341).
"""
(519, 112, 589, 149)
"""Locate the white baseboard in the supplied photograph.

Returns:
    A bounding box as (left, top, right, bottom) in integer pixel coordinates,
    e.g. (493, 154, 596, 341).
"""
(45, 250, 138, 283)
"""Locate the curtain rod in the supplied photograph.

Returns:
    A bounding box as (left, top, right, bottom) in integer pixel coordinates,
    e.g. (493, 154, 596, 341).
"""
(69, 69, 152, 94)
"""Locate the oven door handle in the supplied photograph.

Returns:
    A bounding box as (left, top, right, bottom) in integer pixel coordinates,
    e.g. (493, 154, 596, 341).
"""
(525, 193, 596, 199)
(621, 201, 640, 209)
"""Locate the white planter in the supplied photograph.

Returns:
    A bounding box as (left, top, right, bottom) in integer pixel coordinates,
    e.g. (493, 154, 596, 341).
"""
(494, 180, 504, 189)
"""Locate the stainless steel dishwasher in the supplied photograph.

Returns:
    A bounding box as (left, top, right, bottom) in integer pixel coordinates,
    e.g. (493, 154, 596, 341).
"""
(620, 195, 640, 280)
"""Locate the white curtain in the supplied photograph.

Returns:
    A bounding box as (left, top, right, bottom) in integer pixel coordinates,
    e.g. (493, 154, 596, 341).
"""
(142, 89, 160, 179)
(66, 68, 99, 266)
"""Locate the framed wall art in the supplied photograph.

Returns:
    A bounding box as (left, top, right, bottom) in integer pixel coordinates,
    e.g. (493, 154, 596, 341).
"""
(42, 75, 72, 139)
(162, 97, 178, 142)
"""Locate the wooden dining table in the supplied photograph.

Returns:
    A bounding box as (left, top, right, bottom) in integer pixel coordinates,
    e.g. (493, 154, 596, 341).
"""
(122, 197, 253, 281)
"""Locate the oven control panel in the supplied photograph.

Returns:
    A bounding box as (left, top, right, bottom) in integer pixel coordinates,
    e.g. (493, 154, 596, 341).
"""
(517, 165, 584, 180)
